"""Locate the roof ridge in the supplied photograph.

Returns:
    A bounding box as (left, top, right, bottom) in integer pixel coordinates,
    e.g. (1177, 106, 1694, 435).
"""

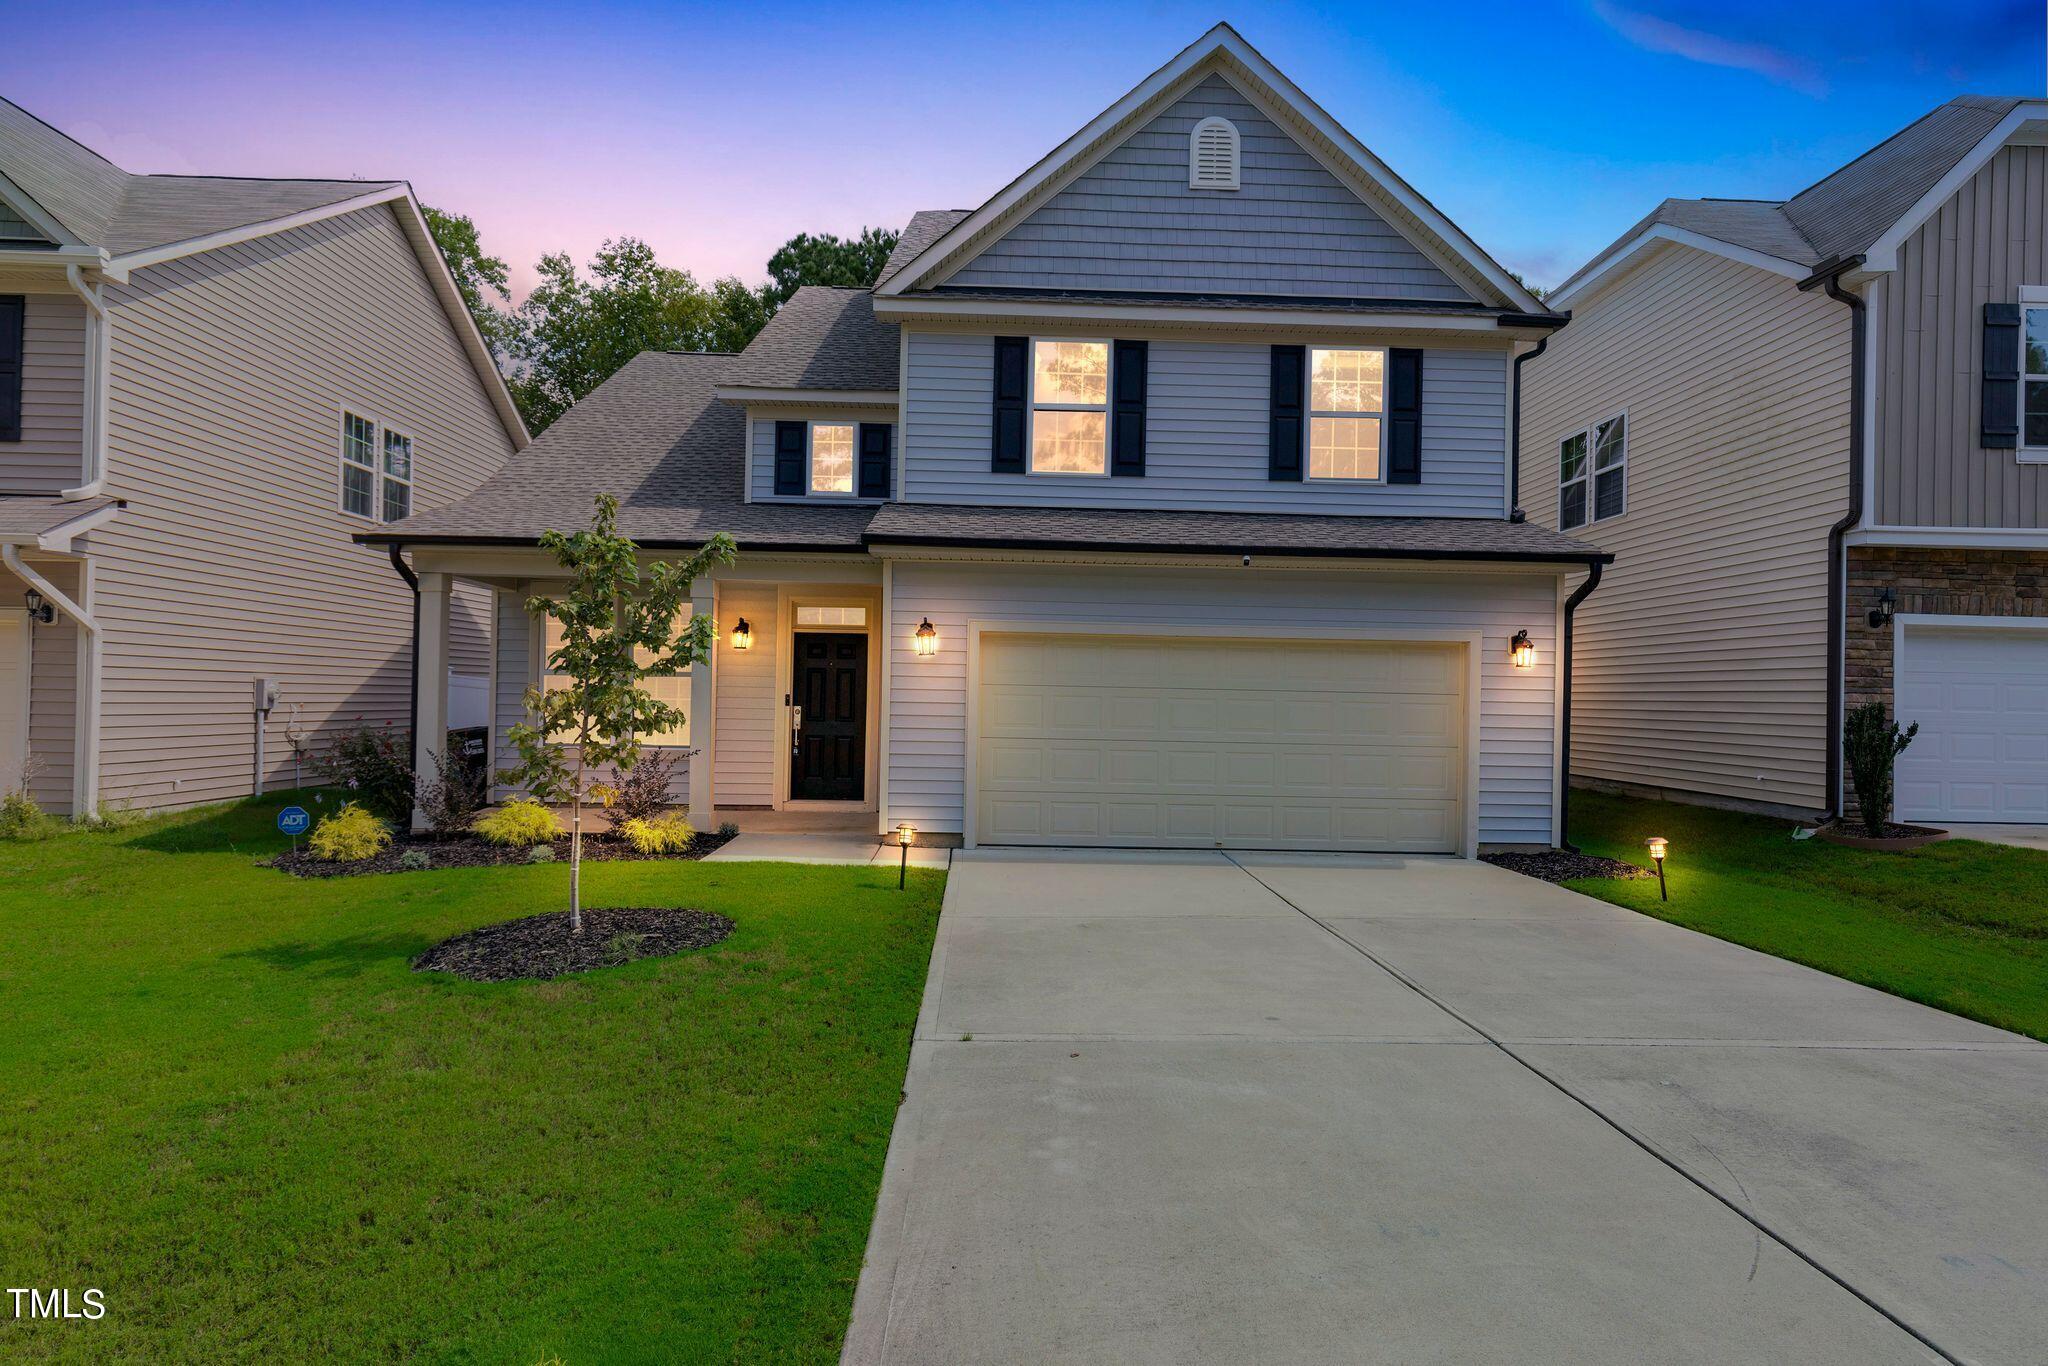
(136, 172, 401, 187)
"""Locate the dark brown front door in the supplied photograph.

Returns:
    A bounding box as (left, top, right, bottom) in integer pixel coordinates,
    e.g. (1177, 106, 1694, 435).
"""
(792, 632, 867, 801)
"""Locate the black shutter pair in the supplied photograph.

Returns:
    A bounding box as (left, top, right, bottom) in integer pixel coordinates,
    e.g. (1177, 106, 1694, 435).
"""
(1984, 302, 2022, 449)
(0, 296, 23, 444)
(990, 337, 1148, 476)
(1269, 345, 1423, 482)
(773, 420, 892, 497)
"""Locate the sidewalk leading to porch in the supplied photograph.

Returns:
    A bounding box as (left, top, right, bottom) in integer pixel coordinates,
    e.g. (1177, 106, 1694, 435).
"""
(706, 831, 952, 867)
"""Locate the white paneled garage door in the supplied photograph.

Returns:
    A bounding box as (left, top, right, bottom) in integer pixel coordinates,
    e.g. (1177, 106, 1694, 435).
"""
(1896, 625, 2048, 824)
(974, 633, 1465, 852)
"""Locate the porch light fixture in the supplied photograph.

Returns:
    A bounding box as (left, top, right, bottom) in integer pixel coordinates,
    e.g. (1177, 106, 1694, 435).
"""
(1645, 836, 1669, 901)
(896, 822, 917, 889)
(1867, 588, 1895, 631)
(1508, 629, 1535, 669)
(913, 618, 939, 659)
(23, 589, 53, 625)
(730, 617, 753, 651)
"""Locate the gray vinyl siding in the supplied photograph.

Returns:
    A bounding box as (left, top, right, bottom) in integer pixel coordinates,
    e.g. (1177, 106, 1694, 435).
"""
(449, 579, 492, 677)
(0, 291, 85, 493)
(712, 581, 777, 806)
(884, 562, 1561, 846)
(1522, 243, 1851, 813)
(946, 74, 1471, 303)
(86, 203, 517, 809)
(903, 330, 1508, 516)
(1875, 143, 2048, 527)
(2, 557, 79, 814)
(747, 409, 894, 503)
(0, 203, 48, 243)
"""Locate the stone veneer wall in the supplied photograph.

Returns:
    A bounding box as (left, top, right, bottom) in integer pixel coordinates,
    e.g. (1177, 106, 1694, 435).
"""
(1846, 546, 2048, 713)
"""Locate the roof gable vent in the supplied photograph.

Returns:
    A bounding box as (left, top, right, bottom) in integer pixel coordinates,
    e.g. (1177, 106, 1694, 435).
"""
(1189, 116, 1240, 191)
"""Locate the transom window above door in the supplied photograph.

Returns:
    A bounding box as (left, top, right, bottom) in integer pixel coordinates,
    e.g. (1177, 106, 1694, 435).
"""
(1030, 339, 1109, 475)
(1558, 413, 1626, 530)
(810, 422, 855, 495)
(1307, 346, 1386, 481)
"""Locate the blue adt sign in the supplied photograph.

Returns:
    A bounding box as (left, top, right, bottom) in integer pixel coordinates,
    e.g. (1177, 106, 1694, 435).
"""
(277, 806, 311, 837)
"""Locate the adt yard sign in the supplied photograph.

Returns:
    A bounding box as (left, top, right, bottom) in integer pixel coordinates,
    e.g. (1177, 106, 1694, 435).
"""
(277, 806, 311, 837)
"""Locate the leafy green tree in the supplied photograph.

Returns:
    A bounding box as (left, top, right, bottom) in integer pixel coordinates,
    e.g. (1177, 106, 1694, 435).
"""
(505, 494, 736, 930)
(765, 227, 900, 306)
(423, 206, 517, 360)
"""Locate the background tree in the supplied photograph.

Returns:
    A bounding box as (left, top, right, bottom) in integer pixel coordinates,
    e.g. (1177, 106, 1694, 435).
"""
(423, 206, 517, 361)
(764, 226, 900, 306)
(505, 494, 735, 930)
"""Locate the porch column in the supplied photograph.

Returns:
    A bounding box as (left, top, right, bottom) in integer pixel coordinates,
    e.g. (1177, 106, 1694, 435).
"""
(413, 571, 451, 832)
(687, 579, 715, 822)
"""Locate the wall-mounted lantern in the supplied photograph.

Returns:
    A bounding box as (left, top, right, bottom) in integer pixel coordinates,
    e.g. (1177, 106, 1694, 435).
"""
(1867, 588, 1895, 631)
(1645, 836, 1669, 900)
(1508, 629, 1535, 670)
(913, 618, 939, 659)
(23, 589, 54, 625)
(730, 617, 753, 651)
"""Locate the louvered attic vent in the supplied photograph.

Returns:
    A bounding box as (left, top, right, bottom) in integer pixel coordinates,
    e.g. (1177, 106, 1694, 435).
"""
(1189, 117, 1240, 191)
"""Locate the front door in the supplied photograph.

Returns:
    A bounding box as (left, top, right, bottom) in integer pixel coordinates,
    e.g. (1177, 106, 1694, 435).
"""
(791, 632, 866, 801)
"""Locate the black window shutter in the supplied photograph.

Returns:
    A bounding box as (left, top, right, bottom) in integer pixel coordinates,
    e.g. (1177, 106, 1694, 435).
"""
(1111, 339, 1148, 476)
(857, 422, 892, 498)
(1268, 344, 1304, 481)
(1388, 347, 1423, 484)
(1983, 302, 2021, 450)
(992, 336, 1027, 473)
(0, 295, 23, 444)
(773, 420, 806, 496)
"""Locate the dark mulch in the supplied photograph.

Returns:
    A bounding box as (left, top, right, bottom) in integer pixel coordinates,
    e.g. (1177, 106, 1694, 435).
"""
(1819, 820, 1947, 841)
(412, 906, 736, 982)
(1482, 849, 1655, 884)
(270, 828, 738, 878)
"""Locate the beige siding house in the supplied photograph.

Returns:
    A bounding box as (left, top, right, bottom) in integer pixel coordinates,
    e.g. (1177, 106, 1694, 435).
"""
(1528, 96, 2048, 826)
(0, 97, 524, 817)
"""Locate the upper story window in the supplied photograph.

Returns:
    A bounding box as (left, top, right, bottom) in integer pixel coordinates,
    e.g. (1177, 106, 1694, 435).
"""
(1307, 346, 1386, 481)
(2023, 291, 2048, 452)
(1189, 117, 1241, 191)
(810, 421, 855, 495)
(1031, 339, 1109, 475)
(340, 410, 416, 523)
(1558, 414, 1626, 530)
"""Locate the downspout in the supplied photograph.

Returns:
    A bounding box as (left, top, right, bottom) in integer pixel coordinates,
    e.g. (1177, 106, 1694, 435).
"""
(1558, 559, 1605, 852)
(1797, 255, 1867, 821)
(60, 265, 110, 502)
(1508, 334, 1551, 521)
(387, 543, 420, 825)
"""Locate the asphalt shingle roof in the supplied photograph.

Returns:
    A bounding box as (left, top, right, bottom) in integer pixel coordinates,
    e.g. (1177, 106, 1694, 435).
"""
(719, 287, 899, 391)
(0, 495, 119, 539)
(876, 209, 971, 286)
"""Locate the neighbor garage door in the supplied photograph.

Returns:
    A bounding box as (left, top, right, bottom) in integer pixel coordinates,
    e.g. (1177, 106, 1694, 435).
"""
(974, 633, 1465, 852)
(1896, 625, 2048, 824)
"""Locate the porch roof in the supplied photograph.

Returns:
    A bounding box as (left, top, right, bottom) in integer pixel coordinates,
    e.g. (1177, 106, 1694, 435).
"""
(0, 494, 120, 546)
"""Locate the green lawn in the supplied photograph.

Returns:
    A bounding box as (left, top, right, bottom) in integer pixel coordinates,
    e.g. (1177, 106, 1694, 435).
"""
(1565, 791, 2048, 1041)
(0, 794, 943, 1363)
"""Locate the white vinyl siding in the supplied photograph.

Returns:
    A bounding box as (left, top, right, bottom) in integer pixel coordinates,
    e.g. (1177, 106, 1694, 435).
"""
(0, 291, 86, 494)
(904, 330, 1509, 516)
(885, 562, 1560, 847)
(0, 558, 80, 815)
(712, 582, 778, 806)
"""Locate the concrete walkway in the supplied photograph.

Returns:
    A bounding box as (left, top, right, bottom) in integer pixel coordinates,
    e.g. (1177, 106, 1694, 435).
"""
(1946, 822, 2048, 852)
(844, 850, 2048, 1365)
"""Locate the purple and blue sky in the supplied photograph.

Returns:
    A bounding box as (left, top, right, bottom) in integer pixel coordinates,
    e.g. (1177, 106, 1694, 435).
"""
(3, 2, 2041, 294)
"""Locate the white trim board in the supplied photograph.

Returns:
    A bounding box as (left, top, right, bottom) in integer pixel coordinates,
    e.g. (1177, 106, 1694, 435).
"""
(1847, 527, 2048, 550)
(1863, 103, 2048, 272)
(872, 294, 1520, 335)
(1549, 225, 1807, 310)
(715, 387, 898, 408)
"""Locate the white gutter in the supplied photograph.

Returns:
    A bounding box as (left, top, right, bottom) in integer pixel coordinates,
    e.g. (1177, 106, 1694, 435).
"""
(60, 264, 110, 502)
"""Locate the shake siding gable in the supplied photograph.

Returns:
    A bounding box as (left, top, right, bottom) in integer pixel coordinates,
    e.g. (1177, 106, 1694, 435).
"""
(1877, 143, 2048, 528)
(1522, 244, 1850, 812)
(89, 203, 517, 809)
(0, 292, 86, 493)
(944, 74, 1473, 303)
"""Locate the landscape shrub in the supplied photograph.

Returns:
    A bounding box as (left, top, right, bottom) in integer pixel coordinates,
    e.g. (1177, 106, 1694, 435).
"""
(308, 803, 391, 862)
(716, 820, 740, 839)
(601, 748, 681, 826)
(618, 813, 695, 855)
(0, 789, 59, 841)
(398, 849, 432, 871)
(320, 723, 414, 822)
(474, 798, 560, 847)
(527, 844, 556, 863)
(416, 745, 487, 836)
(1844, 702, 1919, 837)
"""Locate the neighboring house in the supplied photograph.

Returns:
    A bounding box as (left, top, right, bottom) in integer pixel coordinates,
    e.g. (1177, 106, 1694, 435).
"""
(1524, 95, 2048, 825)
(369, 25, 1607, 854)
(0, 97, 525, 817)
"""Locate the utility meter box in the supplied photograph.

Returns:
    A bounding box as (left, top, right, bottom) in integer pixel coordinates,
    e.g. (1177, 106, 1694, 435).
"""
(252, 678, 281, 713)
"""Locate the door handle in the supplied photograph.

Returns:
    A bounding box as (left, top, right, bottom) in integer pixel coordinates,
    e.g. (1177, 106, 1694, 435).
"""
(791, 704, 802, 754)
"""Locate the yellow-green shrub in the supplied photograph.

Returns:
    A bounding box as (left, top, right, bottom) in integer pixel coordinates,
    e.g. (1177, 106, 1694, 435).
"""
(618, 813, 695, 855)
(308, 802, 391, 862)
(472, 798, 560, 847)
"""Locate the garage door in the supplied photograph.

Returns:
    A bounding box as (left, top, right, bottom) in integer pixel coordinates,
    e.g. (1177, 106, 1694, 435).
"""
(1896, 626, 2048, 823)
(974, 633, 1465, 852)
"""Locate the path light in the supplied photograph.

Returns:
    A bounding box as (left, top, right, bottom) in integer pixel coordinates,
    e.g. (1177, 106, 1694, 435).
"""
(730, 617, 752, 651)
(913, 618, 939, 659)
(23, 589, 53, 625)
(1508, 629, 1535, 669)
(896, 822, 917, 890)
(1646, 836, 1669, 901)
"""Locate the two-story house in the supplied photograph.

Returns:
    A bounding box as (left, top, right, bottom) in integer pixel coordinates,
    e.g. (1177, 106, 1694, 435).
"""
(1524, 95, 2048, 829)
(0, 97, 524, 818)
(371, 25, 1608, 854)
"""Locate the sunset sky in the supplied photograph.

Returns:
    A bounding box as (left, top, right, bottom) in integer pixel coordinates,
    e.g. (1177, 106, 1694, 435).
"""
(4, 2, 2040, 296)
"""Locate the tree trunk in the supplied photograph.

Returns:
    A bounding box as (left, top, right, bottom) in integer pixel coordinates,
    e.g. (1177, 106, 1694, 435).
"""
(569, 750, 585, 933)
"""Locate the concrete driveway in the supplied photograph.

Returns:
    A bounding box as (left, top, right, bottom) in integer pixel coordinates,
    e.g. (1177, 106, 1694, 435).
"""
(843, 850, 2048, 1365)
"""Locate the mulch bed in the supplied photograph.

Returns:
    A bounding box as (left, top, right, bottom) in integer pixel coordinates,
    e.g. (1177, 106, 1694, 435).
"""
(270, 828, 738, 878)
(1817, 820, 1945, 841)
(1481, 850, 1655, 884)
(412, 906, 736, 982)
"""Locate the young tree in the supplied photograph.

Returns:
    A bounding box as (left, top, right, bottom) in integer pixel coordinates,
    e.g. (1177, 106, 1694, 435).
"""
(505, 494, 736, 930)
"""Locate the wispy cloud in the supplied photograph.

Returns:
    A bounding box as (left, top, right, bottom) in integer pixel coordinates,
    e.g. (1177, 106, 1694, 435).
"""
(1593, 1, 1827, 95)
